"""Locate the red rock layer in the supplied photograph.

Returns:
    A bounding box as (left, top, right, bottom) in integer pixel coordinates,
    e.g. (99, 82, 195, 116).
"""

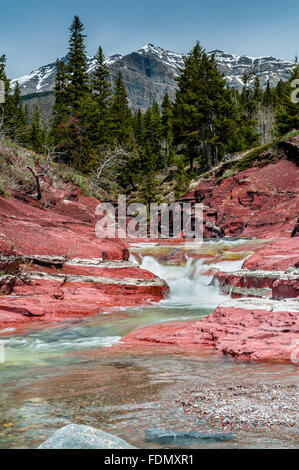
(0, 183, 167, 333)
(243, 238, 299, 271)
(182, 159, 299, 239)
(123, 305, 299, 363)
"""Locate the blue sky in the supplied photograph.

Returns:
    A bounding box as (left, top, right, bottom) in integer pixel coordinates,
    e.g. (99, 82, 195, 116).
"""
(1, 0, 298, 78)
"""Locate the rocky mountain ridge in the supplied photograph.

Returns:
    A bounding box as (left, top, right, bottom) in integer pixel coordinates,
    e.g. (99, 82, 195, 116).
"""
(12, 44, 293, 112)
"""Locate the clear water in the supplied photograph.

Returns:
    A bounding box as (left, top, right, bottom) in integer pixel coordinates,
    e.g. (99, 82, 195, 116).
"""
(0, 240, 298, 449)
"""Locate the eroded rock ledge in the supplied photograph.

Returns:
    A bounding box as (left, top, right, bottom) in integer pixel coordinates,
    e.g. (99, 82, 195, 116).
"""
(0, 193, 167, 334)
(123, 239, 299, 363)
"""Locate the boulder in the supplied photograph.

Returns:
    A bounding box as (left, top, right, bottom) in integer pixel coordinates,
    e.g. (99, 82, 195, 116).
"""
(38, 424, 136, 449)
(0, 240, 16, 257)
(145, 428, 236, 445)
(0, 240, 22, 276)
(272, 279, 299, 299)
(0, 275, 17, 295)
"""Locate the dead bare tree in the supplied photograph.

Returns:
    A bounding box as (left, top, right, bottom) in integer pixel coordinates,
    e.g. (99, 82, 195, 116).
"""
(255, 105, 275, 145)
(42, 143, 66, 172)
(90, 147, 134, 195)
(27, 166, 42, 200)
(0, 104, 5, 134)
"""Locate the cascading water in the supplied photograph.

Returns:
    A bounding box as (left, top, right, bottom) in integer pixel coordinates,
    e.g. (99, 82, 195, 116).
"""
(0, 240, 297, 449)
(140, 256, 226, 308)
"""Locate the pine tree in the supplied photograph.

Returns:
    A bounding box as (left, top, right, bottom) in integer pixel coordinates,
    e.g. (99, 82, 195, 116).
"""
(161, 93, 174, 166)
(29, 106, 45, 153)
(262, 81, 275, 108)
(91, 46, 112, 145)
(239, 73, 257, 118)
(276, 80, 285, 100)
(67, 15, 89, 111)
(275, 58, 299, 135)
(110, 71, 132, 146)
(13, 82, 28, 142)
(52, 16, 91, 169)
(139, 139, 161, 205)
(143, 108, 152, 142)
(133, 110, 144, 148)
(173, 42, 237, 171)
(174, 155, 188, 199)
(0, 54, 12, 134)
(0, 56, 28, 141)
(0, 54, 6, 80)
(150, 101, 163, 167)
(51, 59, 69, 148)
(53, 60, 69, 122)
(253, 76, 263, 104)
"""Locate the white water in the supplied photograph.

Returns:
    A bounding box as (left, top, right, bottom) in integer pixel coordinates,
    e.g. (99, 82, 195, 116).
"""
(2, 333, 121, 355)
(141, 256, 227, 308)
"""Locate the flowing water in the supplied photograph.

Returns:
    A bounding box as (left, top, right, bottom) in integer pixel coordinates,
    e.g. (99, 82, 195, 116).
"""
(0, 240, 298, 449)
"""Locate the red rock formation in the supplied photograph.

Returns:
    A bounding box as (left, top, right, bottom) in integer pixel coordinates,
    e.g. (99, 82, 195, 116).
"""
(243, 238, 299, 271)
(123, 303, 299, 363)
(272, 279, 299, 299)
(0, 183, 167, 333)
(182, 159, 299, 239)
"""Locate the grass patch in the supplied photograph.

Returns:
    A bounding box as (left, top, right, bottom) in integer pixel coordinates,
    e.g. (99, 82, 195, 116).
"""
(216, 168, 235, 183)
(233, 141, 278, 172)
(280, 130, 299, 140)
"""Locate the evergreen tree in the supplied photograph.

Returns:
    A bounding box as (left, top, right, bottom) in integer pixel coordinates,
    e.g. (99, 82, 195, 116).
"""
(263, 81, 276, 108)
(53, 60, 69, 121)
(67, 15, 89, 111)
(150, 101, 163, 167)
(143, 108, 152, 141)
(253, 76, 263, 104)
(51, 59, 69, 147)
(0, 54, 6, 80)
(110, 71, 132, 146)
(239, 72, 257, 118)
(133, 110, 144, 148)
(52, 16, 91, 169)
(174, 156, 188, 199)
(173, 42, 237, 170)
(29, 106, 45, 153)
(13, 82, 28, 142)
(139, 139, 161, 204)
(161, 93, 174, 165)
(0, 56, 28, 142)
(275, 58, 299, 135)
(275, 80, 285, 100)
(91, 46, 112, 145)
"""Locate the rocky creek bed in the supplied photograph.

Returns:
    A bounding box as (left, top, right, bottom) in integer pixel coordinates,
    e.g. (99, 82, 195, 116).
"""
(178, 382, 298, 431)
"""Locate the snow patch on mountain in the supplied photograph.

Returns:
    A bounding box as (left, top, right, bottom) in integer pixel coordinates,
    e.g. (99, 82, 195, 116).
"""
(11, 43, 293, 99)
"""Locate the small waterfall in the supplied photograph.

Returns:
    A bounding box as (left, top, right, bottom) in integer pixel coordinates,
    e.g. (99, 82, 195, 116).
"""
(140, 256, 226, 309)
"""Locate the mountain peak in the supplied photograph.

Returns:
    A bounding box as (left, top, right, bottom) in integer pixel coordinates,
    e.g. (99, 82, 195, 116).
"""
(138, 43, 164, 53)
(12, 44, 293, 113)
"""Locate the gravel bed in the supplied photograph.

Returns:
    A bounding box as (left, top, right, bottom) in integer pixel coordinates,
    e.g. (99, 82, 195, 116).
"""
(178, 383, 299, 431)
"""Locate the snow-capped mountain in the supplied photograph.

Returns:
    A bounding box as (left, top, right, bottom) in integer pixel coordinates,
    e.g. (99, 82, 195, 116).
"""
(210, 50, 292, 89)
(12, 44, 293, 113)
(12, 53, 123, 96)
(136, 44, 184, 73)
